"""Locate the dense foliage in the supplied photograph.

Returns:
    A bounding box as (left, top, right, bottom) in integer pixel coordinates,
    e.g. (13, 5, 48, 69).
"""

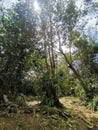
(0, 0, 98, 108)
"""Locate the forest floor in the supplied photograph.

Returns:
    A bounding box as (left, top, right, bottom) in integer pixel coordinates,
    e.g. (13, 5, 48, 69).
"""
(28, 96, 98, 129)
(60, 96, 98, 119)
(60, 96, 98, 129)
(0, 96, 98, 130)
(28, 96, 98, 119)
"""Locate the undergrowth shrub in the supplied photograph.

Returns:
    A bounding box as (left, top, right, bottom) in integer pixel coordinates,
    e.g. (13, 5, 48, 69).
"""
(87, 95, 98, 111)
(74, 84, 86, 100)
(16, 94, 27, 106)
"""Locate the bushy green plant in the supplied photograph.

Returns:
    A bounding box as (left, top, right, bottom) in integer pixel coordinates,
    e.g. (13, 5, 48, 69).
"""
(42, 94, 55, 107)
(55, 72, 76, 97)
(7, 104, 18, 113)
(26, 95, 40, 101)
(87, 95, 98, 111)
(16, 94, 27, 107)
(74, 83, 86, 100)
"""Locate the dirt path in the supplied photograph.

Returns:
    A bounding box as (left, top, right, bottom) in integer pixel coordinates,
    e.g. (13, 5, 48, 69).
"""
(60, 96, 98, 129)
(27, 97, 98, 129)
(59, 96, 98, 119)
(27, 100, 41, 106)
(27, 96, 98, 119)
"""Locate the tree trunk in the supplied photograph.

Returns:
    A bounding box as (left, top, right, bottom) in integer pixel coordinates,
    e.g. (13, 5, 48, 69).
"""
(50, 14, 55, 76)
(57, 30, 88, 94)
(41, 13, 62, 107)
(59, 48, 88, 95)
(42, 79, 63, 107)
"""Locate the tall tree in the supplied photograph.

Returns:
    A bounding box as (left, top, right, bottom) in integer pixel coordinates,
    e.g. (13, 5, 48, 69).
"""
(55, 1, 85, 85)
(34, 0, 64, 107)
(37, 0, 97, 99)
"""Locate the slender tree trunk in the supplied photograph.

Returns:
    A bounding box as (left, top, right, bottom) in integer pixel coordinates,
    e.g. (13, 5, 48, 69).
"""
(57, 30, 88, 94)
(49, 14, 55, 76)
(44, 40, 50, 76)
(60, 48, 88, 92)
(41, 14, 62, 107)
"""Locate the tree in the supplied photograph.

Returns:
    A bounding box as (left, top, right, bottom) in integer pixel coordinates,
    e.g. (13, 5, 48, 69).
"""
(33, 0, 66, 107)
(55, 1, 86, 87)
(33, 0, 87, 106)
(74, 38, 98, 99)
(0, 1, 37, 96)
